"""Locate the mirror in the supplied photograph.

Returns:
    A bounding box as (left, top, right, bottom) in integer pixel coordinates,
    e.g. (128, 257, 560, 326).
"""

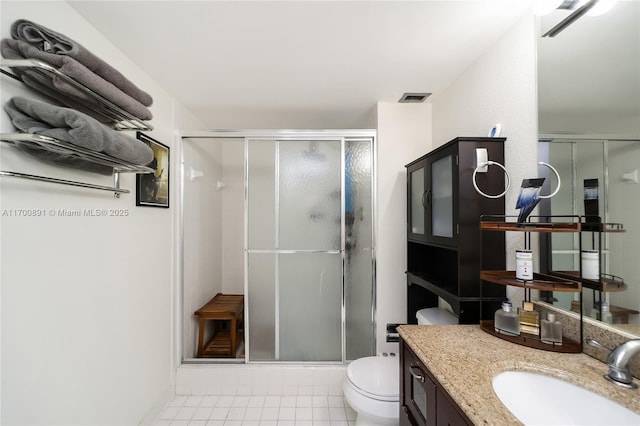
(537, 1, 640, 335)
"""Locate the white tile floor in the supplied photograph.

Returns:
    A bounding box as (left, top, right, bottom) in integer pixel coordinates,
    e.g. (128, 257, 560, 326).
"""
(154, 395, 357, 426)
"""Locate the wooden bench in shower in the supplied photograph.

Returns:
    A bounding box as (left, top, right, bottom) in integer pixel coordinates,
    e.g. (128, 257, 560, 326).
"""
(194, 293, 244, 357)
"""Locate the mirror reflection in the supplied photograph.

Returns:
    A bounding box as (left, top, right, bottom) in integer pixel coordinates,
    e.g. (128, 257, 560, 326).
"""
(537, 1, 640, 335)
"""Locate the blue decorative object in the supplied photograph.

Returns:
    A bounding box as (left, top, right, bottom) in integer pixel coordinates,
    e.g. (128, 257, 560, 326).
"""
(515, 178, 545, 223)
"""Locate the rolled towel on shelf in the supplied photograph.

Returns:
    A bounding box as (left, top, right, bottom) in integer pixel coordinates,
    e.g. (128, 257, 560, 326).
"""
(1, 39, 153, 121)
(11, 18, 153, 107)
(4, 96, 154, 171)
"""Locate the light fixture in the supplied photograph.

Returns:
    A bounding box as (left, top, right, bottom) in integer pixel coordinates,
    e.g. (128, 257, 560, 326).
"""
(542, 0, 599, 37)
(533, 0, 565, 16)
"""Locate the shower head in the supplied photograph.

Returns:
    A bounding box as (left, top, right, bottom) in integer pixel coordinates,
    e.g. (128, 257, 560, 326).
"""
(302, 141, 326, 161)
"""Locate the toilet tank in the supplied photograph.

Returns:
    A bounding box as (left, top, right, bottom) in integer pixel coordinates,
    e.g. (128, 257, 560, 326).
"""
(416, 307, 458, 325)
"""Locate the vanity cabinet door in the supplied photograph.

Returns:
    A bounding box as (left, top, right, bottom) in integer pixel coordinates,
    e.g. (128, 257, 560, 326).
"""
(401, 342, 437, 426)
(436, 387, 472, 426)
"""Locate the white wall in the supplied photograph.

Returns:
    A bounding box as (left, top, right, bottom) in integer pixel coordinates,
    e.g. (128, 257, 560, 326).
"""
(375, 102, 432, 354)
(221, 140, 245, 295)
(431, 14, 538, 305)
(0, 2, 204, 424)
(182, 139, 224, 359)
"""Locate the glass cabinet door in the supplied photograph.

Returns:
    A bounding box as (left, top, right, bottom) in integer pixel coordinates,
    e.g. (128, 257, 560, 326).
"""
(430, 154, 453, 238)
(408, 160, 427, 242)
(425, 144, 458, 247)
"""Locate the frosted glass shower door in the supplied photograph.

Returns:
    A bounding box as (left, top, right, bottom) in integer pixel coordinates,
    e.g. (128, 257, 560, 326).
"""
(247, 139, 343, 362)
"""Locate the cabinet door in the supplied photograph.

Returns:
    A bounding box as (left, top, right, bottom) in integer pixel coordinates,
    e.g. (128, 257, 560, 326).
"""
(407, 159, 428, 242)
(436, 387, 471, 426)
(402, 343, 437, 425)
(425, 144, 458, 247)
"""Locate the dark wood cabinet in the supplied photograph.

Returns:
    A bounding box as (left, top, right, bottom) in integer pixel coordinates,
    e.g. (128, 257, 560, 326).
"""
(400, 338, 472, 426)
(406, 137, 507, 324)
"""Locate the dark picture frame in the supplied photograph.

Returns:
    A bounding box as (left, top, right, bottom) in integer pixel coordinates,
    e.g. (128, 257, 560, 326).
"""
(136, 132, 169, 208)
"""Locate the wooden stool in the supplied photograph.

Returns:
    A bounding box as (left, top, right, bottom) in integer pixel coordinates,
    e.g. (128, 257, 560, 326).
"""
(194, 293, 244, 357)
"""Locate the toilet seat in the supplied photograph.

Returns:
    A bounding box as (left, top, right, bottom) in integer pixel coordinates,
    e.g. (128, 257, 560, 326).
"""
(346, 356, 399, 402)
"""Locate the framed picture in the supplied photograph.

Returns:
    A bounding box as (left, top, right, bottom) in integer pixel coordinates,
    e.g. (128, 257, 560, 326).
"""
(136, 132, 169, 208)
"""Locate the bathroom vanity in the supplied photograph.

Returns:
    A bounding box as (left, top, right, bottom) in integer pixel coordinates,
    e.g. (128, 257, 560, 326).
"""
(400, 337, 471, 426)
(398, 324, 640, 425)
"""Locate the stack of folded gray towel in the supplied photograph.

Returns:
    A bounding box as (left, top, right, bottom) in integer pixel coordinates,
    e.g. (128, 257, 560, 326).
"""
(1, 19, 153, 125)
(5, 96, 154, 174)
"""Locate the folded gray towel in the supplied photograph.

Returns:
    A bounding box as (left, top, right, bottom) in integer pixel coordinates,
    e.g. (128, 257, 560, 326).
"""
(5, 97, 154, 168)
(1, 39, 153, 121)
(19, 72, 117, 124)
(11, 19, 153, 107)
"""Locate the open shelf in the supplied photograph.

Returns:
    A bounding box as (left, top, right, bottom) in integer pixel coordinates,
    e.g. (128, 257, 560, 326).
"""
(201, 330, 244, 358)
(1, 58, 153, 131)
(551, 270, 628, 292)
(479, 221, 581, 233)
(0, 133, 153, 195)
(480, 270, 581, 292)
(480, 320, 582, 353)
(581, 222, 626, 233)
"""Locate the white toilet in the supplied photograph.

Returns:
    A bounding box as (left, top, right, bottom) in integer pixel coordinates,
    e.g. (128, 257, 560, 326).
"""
(415, 307, 458, 325)
(343, 355, 399, 426)
(343, 308, 458, 426)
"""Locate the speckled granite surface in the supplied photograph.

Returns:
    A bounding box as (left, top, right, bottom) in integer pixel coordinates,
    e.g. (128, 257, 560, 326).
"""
(398, 324, 640, 425)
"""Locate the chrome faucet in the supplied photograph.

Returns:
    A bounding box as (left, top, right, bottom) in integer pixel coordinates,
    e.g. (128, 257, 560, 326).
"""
(588, 339, 640, 389)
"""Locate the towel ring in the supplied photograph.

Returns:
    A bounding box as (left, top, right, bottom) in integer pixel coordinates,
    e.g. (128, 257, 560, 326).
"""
(538, 161, 561, 199)
(472, 161, 511, 199)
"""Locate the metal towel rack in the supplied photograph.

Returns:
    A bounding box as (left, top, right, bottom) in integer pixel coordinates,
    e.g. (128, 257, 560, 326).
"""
(0, 58, 153, 131)
(0, 133, 154, 196)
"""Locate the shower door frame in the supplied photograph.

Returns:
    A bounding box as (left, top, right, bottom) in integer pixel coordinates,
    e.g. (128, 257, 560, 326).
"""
(179, 130, 377, 364)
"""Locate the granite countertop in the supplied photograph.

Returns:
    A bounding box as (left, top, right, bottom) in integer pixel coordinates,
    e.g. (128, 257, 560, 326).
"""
(398, 324, 640, 425)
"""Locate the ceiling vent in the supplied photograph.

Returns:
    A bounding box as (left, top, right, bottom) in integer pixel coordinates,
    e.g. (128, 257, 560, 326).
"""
(398, 92, 431, 103)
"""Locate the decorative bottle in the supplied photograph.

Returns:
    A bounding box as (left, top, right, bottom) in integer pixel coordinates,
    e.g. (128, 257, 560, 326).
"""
(601, 302, 613, 324)
(494, 301, 520, 336)
(518, 301, 540, 336)
(540, 312, 562, 345)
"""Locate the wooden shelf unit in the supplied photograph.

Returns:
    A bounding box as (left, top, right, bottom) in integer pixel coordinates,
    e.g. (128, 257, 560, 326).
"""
(480, 270, 581, 292)
(479, 320, 582, 353)
(479, 217, 584, 353)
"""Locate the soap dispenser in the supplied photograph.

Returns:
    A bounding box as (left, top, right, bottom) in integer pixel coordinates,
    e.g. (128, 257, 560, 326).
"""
(540, 312, 562, 345)
(494, 301, 520, 336)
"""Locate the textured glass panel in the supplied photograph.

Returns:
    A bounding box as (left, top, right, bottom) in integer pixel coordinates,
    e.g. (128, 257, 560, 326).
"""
(345, 140, 374, 360)
(279, 253, 342, 361)
(248, 253, 276, 361)
(278, 140, 341, 250)
(431, 155, 453, 238)
(248, 139, 276, 249)
(411, 168, 425, 234)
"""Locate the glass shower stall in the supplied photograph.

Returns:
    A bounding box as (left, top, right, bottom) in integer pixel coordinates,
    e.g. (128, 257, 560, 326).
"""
(181, 131, 376, 363)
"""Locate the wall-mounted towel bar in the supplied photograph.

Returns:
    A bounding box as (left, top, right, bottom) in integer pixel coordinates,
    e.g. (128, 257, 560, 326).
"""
(1, 133, 153, 197)
(0, 58, 153, 131)
(0, 170, 129, 194)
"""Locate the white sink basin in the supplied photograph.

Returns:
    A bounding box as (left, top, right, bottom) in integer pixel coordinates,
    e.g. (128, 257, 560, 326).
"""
(493, 371, 640, 425)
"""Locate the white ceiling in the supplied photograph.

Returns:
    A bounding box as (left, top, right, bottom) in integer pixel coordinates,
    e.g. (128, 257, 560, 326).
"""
(68, 0, 534, 130)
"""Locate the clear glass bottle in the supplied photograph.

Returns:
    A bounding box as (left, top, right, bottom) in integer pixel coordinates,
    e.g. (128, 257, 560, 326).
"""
(540, 312, 562, 345)
(601, 302, 613, 324)
(494, 301, 520, 336)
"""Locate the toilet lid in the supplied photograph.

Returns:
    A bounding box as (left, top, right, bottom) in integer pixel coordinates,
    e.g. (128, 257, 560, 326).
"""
(347, 356, 399, 401)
